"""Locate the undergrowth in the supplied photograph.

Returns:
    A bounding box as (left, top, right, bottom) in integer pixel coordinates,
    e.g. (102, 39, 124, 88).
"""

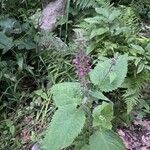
(0, 0, 149, 150)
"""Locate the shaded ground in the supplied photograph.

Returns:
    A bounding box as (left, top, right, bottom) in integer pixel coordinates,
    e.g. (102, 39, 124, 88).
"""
(118, 119, 150, 150)
(118, 85, 150, 150)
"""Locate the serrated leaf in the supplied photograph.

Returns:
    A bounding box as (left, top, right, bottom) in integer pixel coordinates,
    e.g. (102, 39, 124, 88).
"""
(93, 102, 113, 129)
(42, 106, 86, 150)
(89, 130, 125, 150)
(90, 54, 128, 92)
(51, 82, 83, 107)
(90, 28, 108, 39)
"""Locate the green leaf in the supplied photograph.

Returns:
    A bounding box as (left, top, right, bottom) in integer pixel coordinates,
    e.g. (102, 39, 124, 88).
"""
(145, 65, 150, 71)
(89, 130, 125, 150)
(34, 89, 43, 96)
(131, 44, 145, 54)
(17, 37, 36, 50)
(109, 71, 117, 84)
(42, 106, 86, 150)
(16, 54, 23, 70)
(145, 43, 150, 52)
(84, 16, 104, 24)
(80, 144, 90, 150)
(0, 17, 15, 30)
(134, 57, 141, 66)
(108, 10, 121, 22)
(90, 54, 128, 92)
(114, 27, 130, 35)
(89, 91, 109, 101)
(90, 28, 108, 39)
(86, 43, 96, 54)
(137, 63, 145, 74)
(6, 119, 15, 135)
(34, 89, 49, 100)
(3, 73, 16, 82)
(24, 40, 36, 50)
(93, 102, 113, 129)
(95, 7, 110, 18)
(0, 32, 13, 54)
(126, 97, 138, 114)
(51, 82, 83, 107)
(75, 0, 96, 9)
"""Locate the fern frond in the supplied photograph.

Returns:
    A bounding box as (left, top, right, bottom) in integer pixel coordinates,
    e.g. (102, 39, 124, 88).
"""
(134, 0, 150, 5)
(123, 89, 139, 114)
(73, 0, 111, 9)
(123, 71, 150, 114)
(119, 6, 139, 33)
(73, 0, 96, 9)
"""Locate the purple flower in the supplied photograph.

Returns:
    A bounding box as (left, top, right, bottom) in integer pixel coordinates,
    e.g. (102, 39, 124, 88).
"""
(73, 46, 92, 97)
(73, 49, 91, 79)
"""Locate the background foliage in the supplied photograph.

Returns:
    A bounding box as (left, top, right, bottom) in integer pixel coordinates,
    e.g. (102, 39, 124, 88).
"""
(0, 0, 149, 149)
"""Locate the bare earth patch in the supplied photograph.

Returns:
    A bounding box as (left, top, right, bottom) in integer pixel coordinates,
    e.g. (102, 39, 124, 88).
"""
(118, 119, 150, 150)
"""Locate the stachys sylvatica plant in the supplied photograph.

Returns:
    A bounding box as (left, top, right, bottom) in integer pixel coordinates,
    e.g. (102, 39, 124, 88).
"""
(41, 43, 128, 150)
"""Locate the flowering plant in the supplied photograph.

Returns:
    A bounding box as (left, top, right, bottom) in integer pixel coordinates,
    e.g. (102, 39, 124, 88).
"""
(41, 44, 128, 149)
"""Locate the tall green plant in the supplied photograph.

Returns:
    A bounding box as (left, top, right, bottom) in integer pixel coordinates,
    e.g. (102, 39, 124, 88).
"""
(41, 54, 128, 150)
